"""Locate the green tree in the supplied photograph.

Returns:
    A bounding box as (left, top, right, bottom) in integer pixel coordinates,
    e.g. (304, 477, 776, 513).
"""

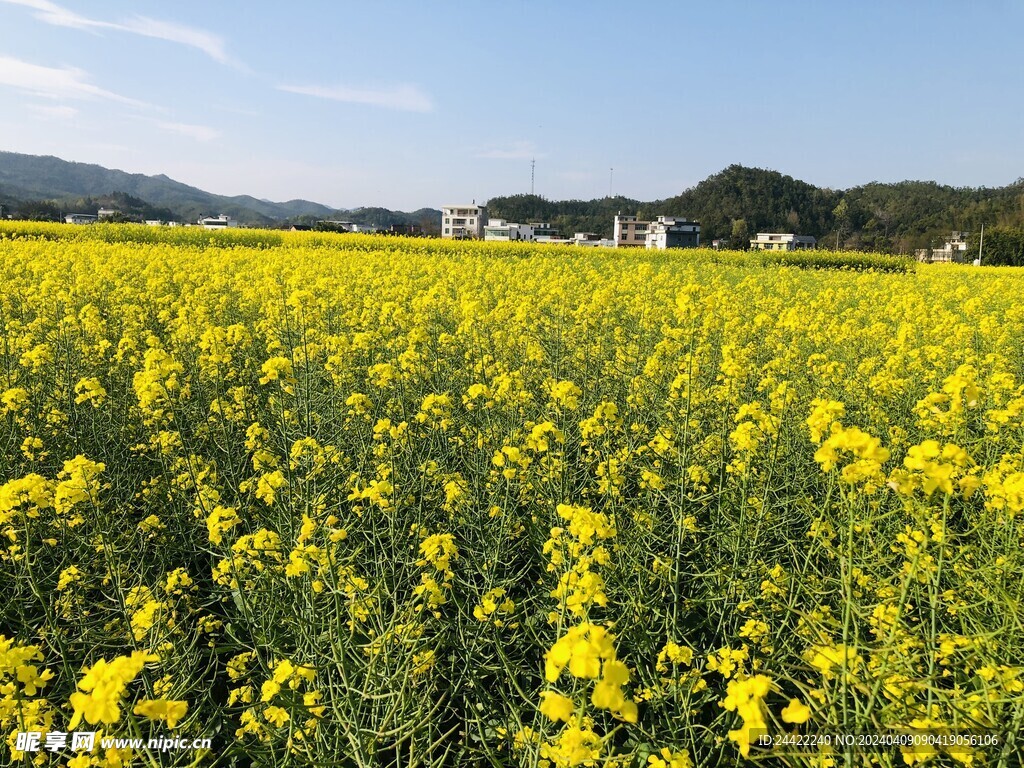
(832, 199, 850, 249)
(968, 227, 1024, 266)
(731, 218, 749, 249)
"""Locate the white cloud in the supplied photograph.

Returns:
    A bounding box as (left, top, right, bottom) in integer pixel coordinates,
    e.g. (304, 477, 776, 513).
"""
(212, 104, 262, 117)
(0, 54, 219, 142)
(120, 16, 233, 66)
(0, 0, 106, 30)
(0, 0, 237, 66)
(152, 120, 220, 142)
(29, 103, 78, 119)
(279, 83, 433, 113)
(0, 55, 145, 106)
(475, 141, 540, 160)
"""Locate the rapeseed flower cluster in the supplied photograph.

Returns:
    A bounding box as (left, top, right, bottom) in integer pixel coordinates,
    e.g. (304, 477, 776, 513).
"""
(1, 223, 1023, 764)
(69, 651, 157, 729)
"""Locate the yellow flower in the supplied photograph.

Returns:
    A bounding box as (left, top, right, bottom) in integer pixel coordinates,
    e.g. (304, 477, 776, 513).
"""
(261, 679, 282, 702)
(417, 532, 459, 573)
(722, 674, 772, 757)
(53, 455, 105, 515)
(263, 705, 290, 727)
(69, 651, 157, 729)
(806, 644, 862, 682)
(133, 699, 188, 728)
(207, 505, 242, 544)
(473, 586, 515, 624)
(255, 470, 287, 505)
(74, 377, 107, 407)
(539, 691, 574, 723)
(545, 623, 616, 682)
(259, 356, 296, 391)
(648, 748, 694, 768)
(539, 723, 602, 766)
(781, 698, 811, 724)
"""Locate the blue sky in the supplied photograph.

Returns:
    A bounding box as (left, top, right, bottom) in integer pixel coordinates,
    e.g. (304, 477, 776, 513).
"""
(0, 0, 1021, 210)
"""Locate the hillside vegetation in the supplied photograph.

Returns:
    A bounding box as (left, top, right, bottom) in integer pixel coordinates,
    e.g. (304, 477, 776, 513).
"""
(6, 151, 1024, 253)
(489, 165, 1024, 253)
(0, 151, 439, 229)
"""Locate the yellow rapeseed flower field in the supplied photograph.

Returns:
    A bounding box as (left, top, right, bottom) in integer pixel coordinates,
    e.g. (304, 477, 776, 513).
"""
(1, 222, 1022, 766)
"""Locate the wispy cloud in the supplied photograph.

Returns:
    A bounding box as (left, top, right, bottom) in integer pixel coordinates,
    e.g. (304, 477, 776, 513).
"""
(212, 104, 262, 117)
(1, 0, 237, 66)
(151, 120, 221, 142)
(475, 141, 541, 160)
(28, 103, 79, 119)
(120, 16, 234, 66)
(2, 54, 219, 140)
(279, 83, 434, 113)
(0, 54, 146, 106)
(0, 0, 103, 30)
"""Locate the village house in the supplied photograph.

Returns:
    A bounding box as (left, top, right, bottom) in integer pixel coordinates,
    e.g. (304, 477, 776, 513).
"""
(749, 233, 816, 251)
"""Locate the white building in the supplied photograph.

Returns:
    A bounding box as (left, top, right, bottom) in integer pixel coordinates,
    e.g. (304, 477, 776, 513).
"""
(749, 233, 816, 251)
(645, 217, 700, 250)
(442, 204, 487, 239)
(199, 215, 238, 229)
(615, 213, 699, 249)
(919, 232, 970, 263)
(530, 223, 559, 241)
(98, 208, 118, 219)
(573, 233, 617, 248)
(484, 219, 534, 241)
(65, 213, 97, 225)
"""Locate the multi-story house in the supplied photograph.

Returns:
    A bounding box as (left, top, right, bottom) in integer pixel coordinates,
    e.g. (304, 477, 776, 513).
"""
(645, 216, 700, 250)
(749, 233, 816, 251)
(441, 204, 487, 239)
(199, 215, 238, 229)
(613, 214, 650, 247)
(615, 214, 700, 249)
(529, 222, 559, 241)
(922, 232, 970, 263)
(484, 219, 534, 241)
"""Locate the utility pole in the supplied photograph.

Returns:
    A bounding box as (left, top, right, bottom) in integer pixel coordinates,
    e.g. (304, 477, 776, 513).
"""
(609, 167, 613, 198)
(531, 158, 535, 196)
(978, 223, 984, 265)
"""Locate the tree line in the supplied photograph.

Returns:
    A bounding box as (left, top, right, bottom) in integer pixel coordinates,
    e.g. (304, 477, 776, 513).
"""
(969, 228, 1024, 266)
(487, 165, 1024, 253)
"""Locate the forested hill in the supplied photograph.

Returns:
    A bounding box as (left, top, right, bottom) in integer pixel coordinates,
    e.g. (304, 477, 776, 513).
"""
(657, 166, 839, 246)
(488, 165, 1024, 252)
(0, 151, 441, 229)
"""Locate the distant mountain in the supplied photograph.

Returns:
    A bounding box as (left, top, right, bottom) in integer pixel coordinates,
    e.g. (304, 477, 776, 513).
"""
(0, 151, 438, 228)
